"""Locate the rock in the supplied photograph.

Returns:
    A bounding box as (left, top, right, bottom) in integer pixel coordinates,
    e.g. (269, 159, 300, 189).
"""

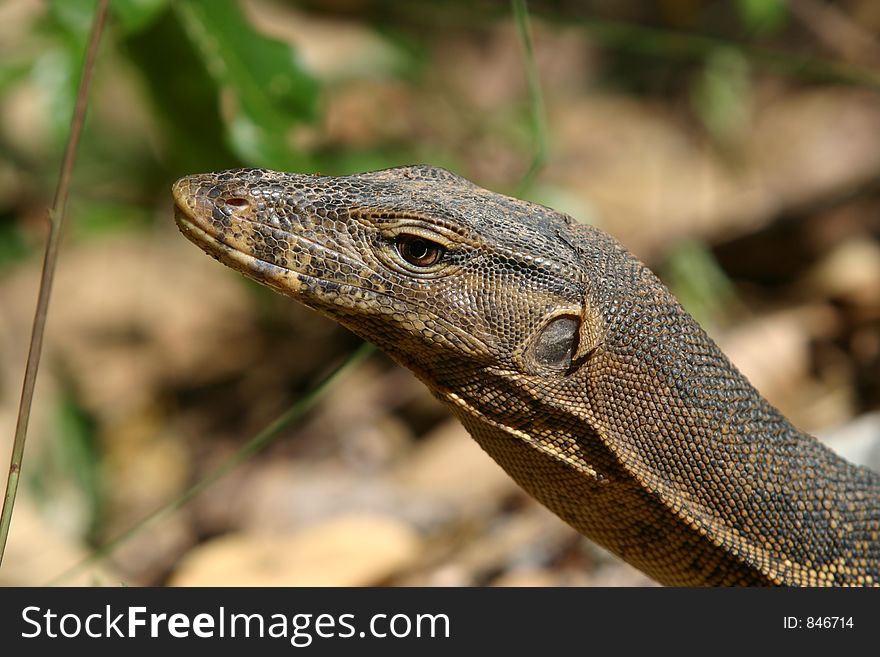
(804, 237, 880, 309)
(394, 419, 517, 509)
(820, 411, 880, 472)
(169, 515, 421, 586)
(1, 498, 118, 586)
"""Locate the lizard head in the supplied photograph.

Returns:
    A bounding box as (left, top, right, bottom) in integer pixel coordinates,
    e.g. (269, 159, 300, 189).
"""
(172, 165, 600, 386)
(174, 166, 880, 588)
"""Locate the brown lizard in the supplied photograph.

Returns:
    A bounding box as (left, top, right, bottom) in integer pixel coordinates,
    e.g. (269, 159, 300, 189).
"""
(172, 165, 880, 586)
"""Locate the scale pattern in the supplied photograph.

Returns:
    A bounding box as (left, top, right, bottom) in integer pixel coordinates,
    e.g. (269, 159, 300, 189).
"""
(172, 165, 880, 586)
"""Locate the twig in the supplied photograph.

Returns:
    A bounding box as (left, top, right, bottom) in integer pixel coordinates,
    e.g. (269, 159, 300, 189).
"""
(0, 0, 112, 567)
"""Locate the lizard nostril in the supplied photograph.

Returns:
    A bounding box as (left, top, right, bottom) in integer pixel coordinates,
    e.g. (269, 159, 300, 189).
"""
(224, 197, 250, 209)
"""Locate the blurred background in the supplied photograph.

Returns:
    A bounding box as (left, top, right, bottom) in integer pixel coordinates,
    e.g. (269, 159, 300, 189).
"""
(1, 0, 879, 586)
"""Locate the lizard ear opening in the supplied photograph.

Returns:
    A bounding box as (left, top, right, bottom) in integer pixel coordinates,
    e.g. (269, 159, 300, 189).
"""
(532, 315, 579, 370)
(530, 305, 601, 373)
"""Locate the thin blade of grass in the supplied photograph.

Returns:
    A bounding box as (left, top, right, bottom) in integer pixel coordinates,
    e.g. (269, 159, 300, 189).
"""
(512, 0, 548, 194)
(0, 0, 111, 568)
(46, 341, 375, 585)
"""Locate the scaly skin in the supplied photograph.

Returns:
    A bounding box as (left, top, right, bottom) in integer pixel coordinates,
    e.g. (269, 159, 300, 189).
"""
(172, 165, 880, 586)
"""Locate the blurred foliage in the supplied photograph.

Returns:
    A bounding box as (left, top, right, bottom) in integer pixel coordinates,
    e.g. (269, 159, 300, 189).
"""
(26, 385, 102, 541)
(0, 221, 30, 268)
(176, 0, 319, 170)
(735, 0, 789, 36)
(691, 46, 751, 150)
(2, 0, 877, 217)
(660, 239, 740, 331)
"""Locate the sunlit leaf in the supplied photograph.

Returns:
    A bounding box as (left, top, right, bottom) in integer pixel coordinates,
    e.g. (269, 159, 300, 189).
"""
(30, 47, 79, 145)
(735, 0, 788, 35)
(112, 0, 170, 34)
(175, 0, 320, 169)
(661, 239, 739, 331)
(48, 0, 96, 47)
(691, 47, 751, 148)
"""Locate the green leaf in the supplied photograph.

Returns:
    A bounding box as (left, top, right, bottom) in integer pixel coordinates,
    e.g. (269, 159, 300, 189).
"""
(69, 200, 153, 238)
(691, 47, 751, 148)
(29, 46, 79, 145)
(661, 239, 738, 330)
(122, 7, 240, 173)
(735, 0, 788, 36)
(48, 0, 96, 46)
(26, 388, 103, 542)
(175, 0, 320, 169)
(0, 58, 30, 94)
(0, 221, 32, 268)
(40, 0, 96, 144)
(112, 0, 170, 34)
(55, 391, 103, 541)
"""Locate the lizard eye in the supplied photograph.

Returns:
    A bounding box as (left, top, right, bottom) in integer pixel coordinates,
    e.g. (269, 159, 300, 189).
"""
(395, 234, 445, 267)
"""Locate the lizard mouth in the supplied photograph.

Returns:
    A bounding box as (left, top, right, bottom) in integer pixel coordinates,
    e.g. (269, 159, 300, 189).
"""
(173, 201, 198, 235)
(172, 210, 279, 282)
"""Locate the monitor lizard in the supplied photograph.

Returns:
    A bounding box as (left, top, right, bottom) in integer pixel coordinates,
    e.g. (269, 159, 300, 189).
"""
(172, 165, 880, 586)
